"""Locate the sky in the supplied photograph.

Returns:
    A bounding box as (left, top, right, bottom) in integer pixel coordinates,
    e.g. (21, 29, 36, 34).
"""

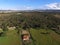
(0, 0, 60, 10)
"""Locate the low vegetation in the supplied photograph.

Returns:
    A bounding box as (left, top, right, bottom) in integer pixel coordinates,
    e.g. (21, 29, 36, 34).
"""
(30, 28, 60, 45)
(0, 30, 20, 45)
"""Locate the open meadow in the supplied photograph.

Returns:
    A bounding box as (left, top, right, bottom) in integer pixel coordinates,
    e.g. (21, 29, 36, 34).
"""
(0, 28, 60, 45)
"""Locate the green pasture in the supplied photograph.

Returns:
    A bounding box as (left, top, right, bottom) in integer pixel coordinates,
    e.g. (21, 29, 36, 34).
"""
(0, 28, 60, 45)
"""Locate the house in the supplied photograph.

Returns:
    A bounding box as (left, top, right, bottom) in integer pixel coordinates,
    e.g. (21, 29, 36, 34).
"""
(22, 34, 30, 41)
(21, 30, 30, 41)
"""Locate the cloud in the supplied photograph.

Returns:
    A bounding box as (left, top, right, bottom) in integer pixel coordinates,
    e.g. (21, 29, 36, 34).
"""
(23, 6, 33, 10)
(16, 6, 34, 10)
(45, 3, 60, 9)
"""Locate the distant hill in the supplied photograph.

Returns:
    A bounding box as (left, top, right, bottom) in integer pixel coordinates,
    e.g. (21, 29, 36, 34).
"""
(22, 9, 60, 12)
(0, 9, 60, 13)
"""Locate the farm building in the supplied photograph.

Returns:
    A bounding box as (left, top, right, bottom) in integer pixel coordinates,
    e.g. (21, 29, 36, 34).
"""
(21, 30, 30, 41)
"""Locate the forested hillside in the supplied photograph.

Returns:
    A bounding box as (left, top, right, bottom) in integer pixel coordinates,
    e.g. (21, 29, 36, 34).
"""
(0, 12, 60, 34)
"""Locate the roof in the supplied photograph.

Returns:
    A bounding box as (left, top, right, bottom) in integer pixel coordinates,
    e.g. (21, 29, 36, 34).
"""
(21, 30, 29, 35)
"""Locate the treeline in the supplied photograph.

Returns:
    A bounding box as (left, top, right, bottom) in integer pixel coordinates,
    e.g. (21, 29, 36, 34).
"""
(0, 12, 60, 34)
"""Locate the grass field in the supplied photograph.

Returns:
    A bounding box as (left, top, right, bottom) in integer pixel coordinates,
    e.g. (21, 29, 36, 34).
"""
(0, 30, 20, 45)
(0, 29, 60, 45)
(30, 28, 60, 45)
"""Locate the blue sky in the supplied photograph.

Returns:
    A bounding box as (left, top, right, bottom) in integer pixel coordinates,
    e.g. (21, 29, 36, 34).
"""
(0, 0, 60, 10)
